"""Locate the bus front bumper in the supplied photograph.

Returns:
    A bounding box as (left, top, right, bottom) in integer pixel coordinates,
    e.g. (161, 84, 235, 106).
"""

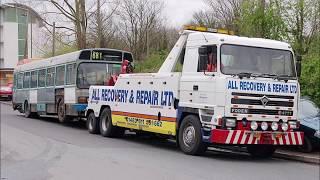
(210, 129, 304, 145)
(72, 104, 88, 112)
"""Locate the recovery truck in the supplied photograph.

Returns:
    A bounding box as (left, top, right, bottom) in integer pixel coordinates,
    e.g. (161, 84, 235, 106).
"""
(86, 26, 304, 157)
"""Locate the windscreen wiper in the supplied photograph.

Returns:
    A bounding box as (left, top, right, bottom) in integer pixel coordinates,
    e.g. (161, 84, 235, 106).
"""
(276, 75, 296, 81)
(236, 72, 252, 79)
(252, 73, 278, 78)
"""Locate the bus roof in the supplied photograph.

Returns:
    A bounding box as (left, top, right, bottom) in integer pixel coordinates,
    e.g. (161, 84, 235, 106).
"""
(14, 48, 132, 72)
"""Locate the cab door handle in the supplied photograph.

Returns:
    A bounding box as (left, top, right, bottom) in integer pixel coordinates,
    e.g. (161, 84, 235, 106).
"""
(193, 85, 198, 91)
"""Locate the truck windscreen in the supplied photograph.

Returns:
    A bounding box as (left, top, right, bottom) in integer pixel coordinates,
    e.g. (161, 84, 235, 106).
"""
(220, 44, 296, 77)
(77, 62, 121, 89)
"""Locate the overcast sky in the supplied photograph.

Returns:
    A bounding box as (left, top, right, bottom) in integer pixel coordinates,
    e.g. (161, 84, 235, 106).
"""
(162, 0, 206, 26)
(1, 0, 206, 27)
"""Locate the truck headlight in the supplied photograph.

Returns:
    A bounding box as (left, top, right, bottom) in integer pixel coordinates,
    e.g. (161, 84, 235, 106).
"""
(250, 121, 258, 131)
(281, 122, 289, 131)
(261, 122, 268, 131)
(271, 122, 279, 131)
(225, 118, 236, 127)
(288, 121, 298, 129)
(314, 130, 320, 139)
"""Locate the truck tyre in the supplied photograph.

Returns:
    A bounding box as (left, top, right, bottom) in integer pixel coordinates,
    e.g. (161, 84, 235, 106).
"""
(99, 108, 124, 137)
(298, 136, 313, 153)
(178, 115, 207, 155)
(57, 98, 70, 123)
(87, 111, 99, 134)
(247, 145, 276, 158)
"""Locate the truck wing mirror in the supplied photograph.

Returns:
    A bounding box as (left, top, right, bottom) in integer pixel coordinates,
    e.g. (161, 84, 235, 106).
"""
(296, 55, 302, 78)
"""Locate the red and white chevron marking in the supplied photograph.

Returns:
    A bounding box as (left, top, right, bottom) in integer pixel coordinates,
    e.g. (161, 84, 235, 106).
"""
(211, 129, 304, 145)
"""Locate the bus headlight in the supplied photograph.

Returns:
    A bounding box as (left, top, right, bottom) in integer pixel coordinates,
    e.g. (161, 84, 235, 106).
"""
(78, 96, 88, 104)
(281, 122, 289, 131)
(250, 121, 258, 131)
(261, 122, 268, 131)
(271, 122, 279, 131)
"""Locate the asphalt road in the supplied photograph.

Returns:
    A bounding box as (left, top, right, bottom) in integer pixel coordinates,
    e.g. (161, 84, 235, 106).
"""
(1, 103, 319, 180)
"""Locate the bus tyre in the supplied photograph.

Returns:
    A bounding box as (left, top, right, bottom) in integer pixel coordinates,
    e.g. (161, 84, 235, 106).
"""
(57, 99, 70, 123)
(87, 111, 99, 134)
(178, 115, 207, 155)
(24, 101, 32, 118)
(99, 108, 124, 137)
(247, 145, 276, 158)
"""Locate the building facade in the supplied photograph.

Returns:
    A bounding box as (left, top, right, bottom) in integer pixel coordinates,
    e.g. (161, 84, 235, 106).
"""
(0, 3, 43, 86)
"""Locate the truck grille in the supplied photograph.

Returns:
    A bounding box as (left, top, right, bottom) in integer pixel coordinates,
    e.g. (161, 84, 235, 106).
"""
(230, 92, 294, 116)
(231, 99, 293, 107)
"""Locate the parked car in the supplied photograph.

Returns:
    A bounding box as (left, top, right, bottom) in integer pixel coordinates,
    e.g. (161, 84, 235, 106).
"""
(0, 83, 13, 101)
(298, 97, 320, 152)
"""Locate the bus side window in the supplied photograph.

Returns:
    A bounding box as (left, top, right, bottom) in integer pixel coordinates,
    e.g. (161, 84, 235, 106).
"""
(66, 63, 76, 85)
(17, 73, 23, 89)
(38, 69, 46, 87)
(23, 72, 31, 89)
(47, 67, 55, 87)
(56, 65, 65, 86)
(31, 71, 38, 88)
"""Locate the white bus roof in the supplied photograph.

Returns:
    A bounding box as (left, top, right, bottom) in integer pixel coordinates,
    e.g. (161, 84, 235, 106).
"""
(14, 48, 132, 72)
(14, 51, 81, 72)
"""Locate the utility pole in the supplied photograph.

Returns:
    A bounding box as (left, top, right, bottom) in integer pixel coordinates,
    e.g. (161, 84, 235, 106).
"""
(52, 22, 55, 57)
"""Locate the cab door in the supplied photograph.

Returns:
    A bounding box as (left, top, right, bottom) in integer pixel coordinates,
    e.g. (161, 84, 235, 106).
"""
(179, 45, 218, 108)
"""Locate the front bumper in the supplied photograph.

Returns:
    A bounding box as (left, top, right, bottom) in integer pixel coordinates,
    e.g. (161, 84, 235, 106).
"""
(211, 129, 304, 145)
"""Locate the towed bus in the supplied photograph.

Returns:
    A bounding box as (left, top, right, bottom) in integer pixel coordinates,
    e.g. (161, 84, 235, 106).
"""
(12, 48, 134, 123)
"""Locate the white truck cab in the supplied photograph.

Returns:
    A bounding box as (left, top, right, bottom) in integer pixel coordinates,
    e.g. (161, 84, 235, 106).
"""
(87, 26, 303, 157)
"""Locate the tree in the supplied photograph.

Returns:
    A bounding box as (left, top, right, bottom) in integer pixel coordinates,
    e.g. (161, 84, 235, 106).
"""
(204, 0, 242, 30)
(48, 0, 87, 49)
(284, 0, 320, 55)
(191, 10, 217, 27)
(117, 0, 164, 60)
(236, 0, 288, 40)
(87, 0, 119, 48)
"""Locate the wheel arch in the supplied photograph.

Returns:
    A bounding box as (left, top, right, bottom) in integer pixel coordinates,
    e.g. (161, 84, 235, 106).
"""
(99, 105, 111, 117)
(177, 107, 199, 131)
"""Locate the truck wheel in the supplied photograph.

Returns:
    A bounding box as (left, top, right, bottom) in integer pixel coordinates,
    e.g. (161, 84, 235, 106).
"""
(247, 145, 276, 158)
(178, 115, 207, 155)
(99, 108, 124, 137)
(87, 111, 99, 134)
(57, 99, 70, 123)
(298, 136, 313, 153)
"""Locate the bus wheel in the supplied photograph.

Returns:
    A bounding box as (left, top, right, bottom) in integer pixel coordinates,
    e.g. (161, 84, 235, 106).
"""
(87, 111, 99, 134)
(247, 145, 276, 158)
(57, 99, 69, 123)
(99, 108, 124, 137)
(178, 115, 207, 155)
(24, 101, 32, 118)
